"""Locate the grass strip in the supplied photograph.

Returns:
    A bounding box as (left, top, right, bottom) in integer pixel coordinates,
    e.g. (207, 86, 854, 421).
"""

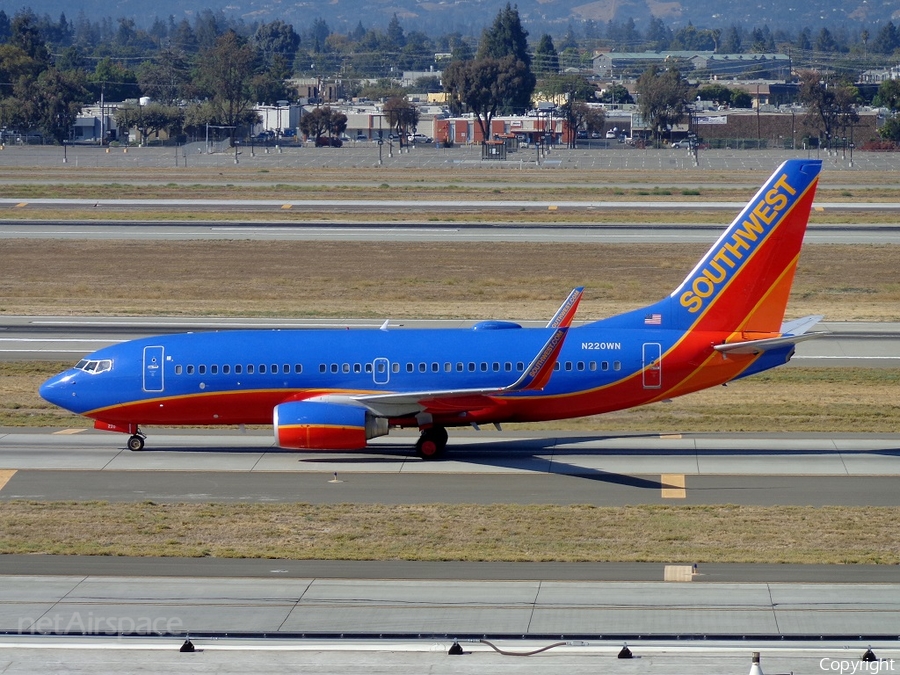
(0, 502, 897, 564)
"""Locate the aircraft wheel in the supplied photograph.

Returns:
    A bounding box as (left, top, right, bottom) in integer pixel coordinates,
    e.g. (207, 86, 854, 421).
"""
(127, 435, 145, 452)
(416, 426, 447, 460)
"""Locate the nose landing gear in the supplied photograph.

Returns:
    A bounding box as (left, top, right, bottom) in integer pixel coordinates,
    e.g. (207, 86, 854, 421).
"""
(127, 431, 146, 452)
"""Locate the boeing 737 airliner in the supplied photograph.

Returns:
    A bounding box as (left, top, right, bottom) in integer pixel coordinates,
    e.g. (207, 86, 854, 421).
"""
(41, 159, 825, 458)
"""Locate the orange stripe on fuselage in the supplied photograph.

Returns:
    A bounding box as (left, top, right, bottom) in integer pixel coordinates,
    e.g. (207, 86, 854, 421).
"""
(85, 388, 375, 426)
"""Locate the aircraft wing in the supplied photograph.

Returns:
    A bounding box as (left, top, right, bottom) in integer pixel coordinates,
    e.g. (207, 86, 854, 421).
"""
(713, 315, 827, 355)
(353, 323, 572, 418)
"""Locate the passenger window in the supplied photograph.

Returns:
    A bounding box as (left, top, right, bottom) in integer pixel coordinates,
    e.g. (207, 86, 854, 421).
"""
(355, 363, 363, 373)
(504, 362, 512, 371)
(480, 362, 487, 372)
(199, 365, 206, 375)
(175, 365, 183, 375)
(342, 363, 350, 373)
(444, 363, 452, 372)
(577, 362, 585, 371)
(565, 362, 573, 371)
(223, 365, 230, 374)
(419, 363, 426, 373)
(272, 365, 278, 374)
(516, 362, 525, 371)
(613, 361, 622, 371)
(392, 363, 399, 373)
(259, 365, 266, 374)
(457, 363, 463, 372)
(468, 362, 475, 372)
(247, 365, 254, 374)
(295, 364, 302, 374)
(589, 362, 597, 371)
(319, 364, 326, 373)
(492, 362, 500, 372)
(235, 365, 242, 374)
(407, 363, 414, 373)
(432, 363, 439, 372)
(283, 364, 290, 374)
(365, 363, 373, 373)
(553, 363, 560, 371)
(601, 361, 609, 371)
(211, 365, 218, 374)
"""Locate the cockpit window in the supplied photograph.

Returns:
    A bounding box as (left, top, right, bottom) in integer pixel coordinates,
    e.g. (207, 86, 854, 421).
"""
(74, 359, 112, 374)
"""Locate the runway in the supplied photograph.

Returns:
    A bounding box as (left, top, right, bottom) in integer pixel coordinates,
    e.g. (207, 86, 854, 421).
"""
(1, 429, 899, 506)
(2, 220, 900, 244)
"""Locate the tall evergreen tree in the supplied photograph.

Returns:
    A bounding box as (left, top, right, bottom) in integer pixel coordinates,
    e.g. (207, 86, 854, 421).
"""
(533, 34, 558, 75)
(476, 3, 530, 68)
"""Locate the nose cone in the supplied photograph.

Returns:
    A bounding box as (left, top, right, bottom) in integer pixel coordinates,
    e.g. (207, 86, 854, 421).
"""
(40, 371, 78, 412)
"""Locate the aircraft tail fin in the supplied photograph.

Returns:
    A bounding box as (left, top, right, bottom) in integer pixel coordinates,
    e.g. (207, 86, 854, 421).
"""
(669, 159, 822, 335)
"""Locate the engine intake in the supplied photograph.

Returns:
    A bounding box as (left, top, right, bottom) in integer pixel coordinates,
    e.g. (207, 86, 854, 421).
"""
(274, 400, 388, 450)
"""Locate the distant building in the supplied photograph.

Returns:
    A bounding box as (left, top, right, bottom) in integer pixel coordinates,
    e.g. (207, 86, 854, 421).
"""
(593, 51, 711, 78)
(593, 51, 790, 80)
(691, 53, 791, 80)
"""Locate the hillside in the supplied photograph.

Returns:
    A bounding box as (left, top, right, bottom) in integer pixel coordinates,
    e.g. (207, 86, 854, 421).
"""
(15, 0, 900, 36)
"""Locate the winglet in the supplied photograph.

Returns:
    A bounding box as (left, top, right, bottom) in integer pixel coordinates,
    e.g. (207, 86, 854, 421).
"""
(505, 327, 569, 392)
(546, 287, 584, 328)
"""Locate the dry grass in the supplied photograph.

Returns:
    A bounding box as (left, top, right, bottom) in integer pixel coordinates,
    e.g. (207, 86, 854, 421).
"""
(0, 501, 897, 564)
(1, 240, 898, 321)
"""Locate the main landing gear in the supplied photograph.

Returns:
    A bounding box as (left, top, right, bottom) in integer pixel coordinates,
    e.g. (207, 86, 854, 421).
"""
(127, 430, 146, 452)
(415, 426, 448, 460)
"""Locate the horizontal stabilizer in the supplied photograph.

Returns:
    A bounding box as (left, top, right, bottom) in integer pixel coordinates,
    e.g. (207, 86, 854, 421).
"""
(713, 332, 825, 355)
(780, 314, 824, 336)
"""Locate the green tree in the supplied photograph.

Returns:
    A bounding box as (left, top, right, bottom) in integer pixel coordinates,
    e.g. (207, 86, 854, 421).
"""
(195, 31, 258, 143)
(798, 70, 860, 149)
(469, 5, 535, 115)
(298, 105, 347, 141)
(443, 56, 533, 142)
(635, 65, 692, 146)
(874, 78, 900, 110)
(533, 34, 558, 76)
(252, 20, 300, 70)
(89, 57, 139, 102)
(31, 67, 89, 142)
(697, 83, 732, 106)
(871, 22, 899, 55)
(383, 96, 419, 142)
(137, 47, 192, 105)
(720, 26, 742, 53)
(878, 116, 900, 143)
(476, 4, 530, 67)
(598, 83, 633, 105)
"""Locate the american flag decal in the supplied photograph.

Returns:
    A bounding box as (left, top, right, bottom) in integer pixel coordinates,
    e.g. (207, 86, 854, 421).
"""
(644, 313, 662, 325)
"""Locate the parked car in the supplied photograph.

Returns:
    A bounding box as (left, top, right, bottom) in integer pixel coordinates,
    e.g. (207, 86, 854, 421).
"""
(356, 133, 368, 141)
(670, 140, 688, 149)
(407, 133, 432, 144)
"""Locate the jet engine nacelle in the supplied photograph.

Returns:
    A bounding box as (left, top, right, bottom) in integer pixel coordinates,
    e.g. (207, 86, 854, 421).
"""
(274, 400, 388, 450)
